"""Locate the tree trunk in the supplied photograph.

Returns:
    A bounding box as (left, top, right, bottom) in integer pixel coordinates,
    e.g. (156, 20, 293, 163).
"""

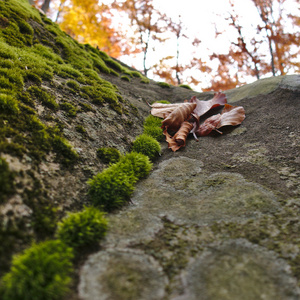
(41, 0, 51, 13)
(176, 36, 181, 85)
(268, 38, 276, 76)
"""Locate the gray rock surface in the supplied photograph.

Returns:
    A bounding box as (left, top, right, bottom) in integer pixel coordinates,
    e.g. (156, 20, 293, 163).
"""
(78, 75, 300, 299)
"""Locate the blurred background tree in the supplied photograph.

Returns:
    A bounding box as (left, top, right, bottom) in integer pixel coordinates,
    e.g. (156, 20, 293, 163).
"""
(32, 0, 300, 91)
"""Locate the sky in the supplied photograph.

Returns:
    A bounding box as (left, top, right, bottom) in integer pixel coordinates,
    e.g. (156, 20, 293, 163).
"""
(119, 0, 262, 89)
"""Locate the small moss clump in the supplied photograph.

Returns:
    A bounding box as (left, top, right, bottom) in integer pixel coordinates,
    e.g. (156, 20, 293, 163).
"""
(158, 82, 171, 88)
(97, 147, 121, 164)
(66, 80, 80, 91)
(88, 152, 152, 211)
(153, 100, 171, 104)
(179, 84, 193, 90)
(140, 77, 150, 84)
(88, 163, 137, 211)
(59, 101, 77, 117)
(0, 94, 19, 114)
(56, 206, 108, 252)
(52, 136, 79, 165)
(57, 64, 83, 79)
(28, 86, 58, 110)
(132, 134, 161, 160)
(143, 115, 163, 141)
(0, 240, 74, 300)
(118, 152, 153, 180)
(120, 75, 130, 82)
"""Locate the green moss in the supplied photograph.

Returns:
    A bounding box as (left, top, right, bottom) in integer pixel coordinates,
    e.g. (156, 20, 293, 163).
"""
(59, 101, 77, 117)
(104, 57, 124, 72)
(109, 69, 120, 77)
(158, 82, 171, 88)
(0, 19, 33, 47)
(32, 44, 64, 64)
(140, 77, 150, 84)
(80, 84, 122, 113)
(179, 84, 193, 90)
(28, 86, 58, 110)
(88, 164, 137, 212)
(88, 151, 151, 211)
(78, 102, 94, 112)
(128, 70, 143, 78)
(0, 102, 74, 161)
(32, 203, 57, 239)
(0, 94, 20, 114)
(56, 64, 83, 79)
(75, 125, 87, 135)
(97, 147, 122, 164)
(0, 41, 17, 59)
(143, 115, 163, 141)
(118, 152, 153, 180)
(132, 134, 161, 160)
(97, 50, 110, 60)
(17, 91, 35, 107)
(144, 114, 162, 128)
(92, 57, 111, 74)
(80, 85, 104, 104)
(52, 135, 79, 165)
(1, 0, 41, 22)
(24, 71, 42, 85)
(0, 240, 74, 300)
(153, 100, 171, 104)
(0, 68, 24, 90)
(121, 75, 131, 82)
(143, 125, 164, 141)
(66, 80, 80, 91)
(80, 68, 103, 83)
(56, 206, 108, 252)
(0, 157, 15, 203)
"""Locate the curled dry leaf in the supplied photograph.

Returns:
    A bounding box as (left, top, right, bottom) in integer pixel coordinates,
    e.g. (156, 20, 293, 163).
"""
(195, 114, 222, 136)
(163, 121, 193, 152)
(161, 102, 196, 131)
(147, 93, 245, 152)
(195, 104, 245, 137)
(150, 102, 181, 119)
(217, 103, 246, 128)
(190, 92, 227, 118)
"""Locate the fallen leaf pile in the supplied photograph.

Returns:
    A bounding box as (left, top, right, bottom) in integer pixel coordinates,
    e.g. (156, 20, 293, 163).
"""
(149, 93, 245, 152)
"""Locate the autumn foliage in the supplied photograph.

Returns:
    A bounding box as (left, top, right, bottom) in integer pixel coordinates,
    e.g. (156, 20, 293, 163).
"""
(34, 0, 300, 91)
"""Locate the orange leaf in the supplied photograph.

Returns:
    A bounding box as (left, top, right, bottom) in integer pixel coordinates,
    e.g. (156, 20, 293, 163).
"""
(195, 103, 245, 136)
(217, 104, 245, 128)
(163, 121, 193, 152)
(190, 92, 227, 118)
(195, 114, 222, 136)
(161, 102, 196, 131)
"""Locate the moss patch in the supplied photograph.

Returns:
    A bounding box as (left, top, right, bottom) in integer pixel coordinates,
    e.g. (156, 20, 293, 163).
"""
(0, 240, 74, 300)
(0, 157, 15, 203)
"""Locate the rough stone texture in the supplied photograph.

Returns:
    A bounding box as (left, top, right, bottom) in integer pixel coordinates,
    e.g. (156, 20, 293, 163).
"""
(79, 75, 300, 300)
(176, 240, 299, 300)
(79, 249, 167, 300)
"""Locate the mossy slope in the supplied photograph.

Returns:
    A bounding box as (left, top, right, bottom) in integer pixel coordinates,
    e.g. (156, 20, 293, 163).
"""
(0, 0, 152, 279)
